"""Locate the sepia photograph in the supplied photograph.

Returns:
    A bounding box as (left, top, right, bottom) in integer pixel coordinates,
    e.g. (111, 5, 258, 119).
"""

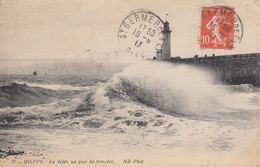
(0, 0, 259, 166)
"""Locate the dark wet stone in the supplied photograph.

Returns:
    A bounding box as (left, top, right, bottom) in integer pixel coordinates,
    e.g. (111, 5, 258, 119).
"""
(167, 123, 173, 128)
(155, 115, 165, 118)
(127, 110, 133, 115)
(134, 112, 142, 117)
(109, 125, 117, 129)
(136, 121, 147, 127)
(0, 155, 6, 159)
(124, 120, 132, 126)
(108, 107, 115, 112)
(114, 116, 124, 120)
(123, 120, 147, 127)
(153, 121, 164, 126)
(0, 150, 24, 159)
(83, 119, 104, 128)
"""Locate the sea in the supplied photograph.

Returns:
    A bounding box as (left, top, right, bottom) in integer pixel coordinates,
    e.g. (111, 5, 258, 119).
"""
(0, 61, 259, 167)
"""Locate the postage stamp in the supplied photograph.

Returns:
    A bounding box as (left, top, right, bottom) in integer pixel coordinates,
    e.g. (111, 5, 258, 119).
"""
(118, 9, 164, 59)
(200, 6, 243, 50)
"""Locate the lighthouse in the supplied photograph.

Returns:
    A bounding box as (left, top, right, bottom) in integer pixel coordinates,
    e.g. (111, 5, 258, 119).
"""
(162, 21, 171, 59)
(156, 21, 171, 60)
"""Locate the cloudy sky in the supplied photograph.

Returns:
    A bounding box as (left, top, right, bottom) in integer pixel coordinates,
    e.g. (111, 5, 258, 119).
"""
(0, 0, 260, 74)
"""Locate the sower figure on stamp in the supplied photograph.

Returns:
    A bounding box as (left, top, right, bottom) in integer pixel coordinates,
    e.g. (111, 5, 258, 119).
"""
(206, 15, 230, 47)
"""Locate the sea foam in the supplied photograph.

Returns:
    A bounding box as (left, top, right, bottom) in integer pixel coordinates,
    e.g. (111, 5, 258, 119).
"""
(101, 61, 259, 118)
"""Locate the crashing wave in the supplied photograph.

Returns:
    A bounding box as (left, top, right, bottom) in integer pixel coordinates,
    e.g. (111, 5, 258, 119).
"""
(98, 61, 259, 118)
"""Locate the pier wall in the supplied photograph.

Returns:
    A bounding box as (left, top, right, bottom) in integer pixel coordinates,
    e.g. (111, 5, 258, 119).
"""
(170, 53, 260, 87)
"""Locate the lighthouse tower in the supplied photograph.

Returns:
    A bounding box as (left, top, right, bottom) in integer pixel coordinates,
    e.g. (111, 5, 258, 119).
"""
(161, 21, 171, 60)
(155, 21, 172, 60)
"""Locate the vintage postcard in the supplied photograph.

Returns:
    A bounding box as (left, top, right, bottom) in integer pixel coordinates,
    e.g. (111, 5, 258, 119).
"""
(0, 0, 259, 166)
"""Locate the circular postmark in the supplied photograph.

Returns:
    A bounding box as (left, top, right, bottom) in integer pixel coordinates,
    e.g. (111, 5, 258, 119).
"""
(118, 9, 164, 59)
(200, 6, 243, 50)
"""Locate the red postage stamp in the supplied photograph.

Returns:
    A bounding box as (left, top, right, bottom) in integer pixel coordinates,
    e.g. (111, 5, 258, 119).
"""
(200, 7, 236, 50)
